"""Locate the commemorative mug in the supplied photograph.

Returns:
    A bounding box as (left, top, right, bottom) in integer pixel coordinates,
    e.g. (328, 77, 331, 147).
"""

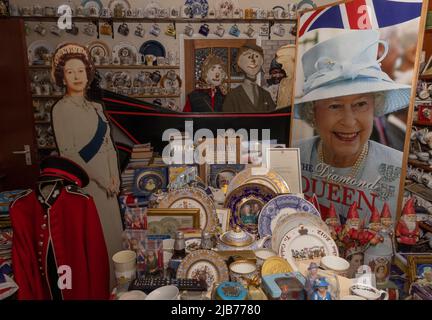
(75, 6, 85, 17)
(150, 71, 162, 84)
(136, 8, 145, 18)
(259, 24, 269, 37)
(112, 250, 137, 286)
(157, 56, 166, 66)
(166, 70, 177, 81)
(159, 8, 170, 18)
(229, 260, 258, 287)
(170, 6, 180, 18)
(233, 8, 243, 18)
(100, 22, 112, 36)
(50, 25, 62, 36)
(244, 8, 253, 19)
(167, 51, 177, 66)
(145, 54, 157, 66)
(33, 5, 43, 16)
(34, 23, 46, 36)
(199, 23, 210, 37)
(229, 24, 240, 37)
(165, 23, 176, 37)
(83, 23, 96, 36)
(101, 7, 111, 17)
(65, 23, 79, 35)
(184, 24, 194, 37)
(118, 22, 129, 36)
(245, 25, 255, 38)
(214, 24, 225, 37)
(208, 8, 216, 18)
(44, 6, 56, 16)
(272, 24, 286, 37)
(135, 24, 145, 37)
(149, 23, 161, 37)
(125, 8, 134, 18)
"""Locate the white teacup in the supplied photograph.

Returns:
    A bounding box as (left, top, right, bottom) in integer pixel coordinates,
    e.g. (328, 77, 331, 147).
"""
(254, 248, 277, 268)
(112, 250, 137, 286)
(146, 285, 179, 300)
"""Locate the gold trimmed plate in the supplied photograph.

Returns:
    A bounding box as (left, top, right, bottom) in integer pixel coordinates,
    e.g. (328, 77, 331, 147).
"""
(176, 249, 229, 292)
(226, 167, 290, 195)
(224, 183, 276, 235)
(157, 187, 217, 233)
(87, 40, 111, 62)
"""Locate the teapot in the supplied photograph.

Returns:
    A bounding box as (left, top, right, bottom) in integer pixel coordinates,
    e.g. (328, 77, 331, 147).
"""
(217, 225, 269, 251)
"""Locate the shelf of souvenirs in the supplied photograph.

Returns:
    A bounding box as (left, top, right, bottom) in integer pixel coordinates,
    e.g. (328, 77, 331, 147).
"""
(32, 93, 180, 99)
(29, 64, 180, 70)
(408, 159, 432, 172)
(34, 120, 51, 124)
(8, 16, 297, 24)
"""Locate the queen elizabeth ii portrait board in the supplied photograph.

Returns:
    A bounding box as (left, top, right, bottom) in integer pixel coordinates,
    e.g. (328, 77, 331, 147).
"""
(290, 0, 425, 224)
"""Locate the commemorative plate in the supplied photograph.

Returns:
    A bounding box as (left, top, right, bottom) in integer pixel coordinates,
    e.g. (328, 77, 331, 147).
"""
(112, 42, 138, 65)
(87, 41, 111, 61)
(226, 167, 290, 195)
(82, 0, 103, 17)
(28, 40, 54, 65)
(176, 249, 229, 292)
(224, 183, 276, 235)
(277, 225, 338, 271)
(258, 194, 321, 239)
(157, 187, 217, 233)
(271, 212, 330, 252)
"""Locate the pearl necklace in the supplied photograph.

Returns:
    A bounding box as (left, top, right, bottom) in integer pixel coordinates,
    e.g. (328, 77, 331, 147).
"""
(318, 141, 369, 180)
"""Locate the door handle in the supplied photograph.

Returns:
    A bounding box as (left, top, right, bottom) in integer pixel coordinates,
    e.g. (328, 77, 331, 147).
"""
(12, 145, 32, 165)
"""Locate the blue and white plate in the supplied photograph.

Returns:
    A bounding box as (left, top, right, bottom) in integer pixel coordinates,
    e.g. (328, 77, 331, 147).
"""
(258, 194, 321, 239)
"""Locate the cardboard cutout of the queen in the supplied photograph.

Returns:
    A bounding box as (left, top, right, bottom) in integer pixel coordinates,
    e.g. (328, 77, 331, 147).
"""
(291, 0, 424, 225)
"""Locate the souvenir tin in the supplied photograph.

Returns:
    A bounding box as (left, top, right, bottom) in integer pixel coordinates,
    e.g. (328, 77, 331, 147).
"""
(176, 249, 229, 292)
(224, 183, 276, 235)
(215, 282, 247, 300)
(262, 272, 306, 300)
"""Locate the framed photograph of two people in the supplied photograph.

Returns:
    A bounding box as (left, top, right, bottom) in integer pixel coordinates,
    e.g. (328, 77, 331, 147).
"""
(290, 0, 427, 225)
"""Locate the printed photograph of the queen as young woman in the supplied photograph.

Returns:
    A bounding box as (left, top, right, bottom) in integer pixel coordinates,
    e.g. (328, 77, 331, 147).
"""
(291, 0, 424, 224)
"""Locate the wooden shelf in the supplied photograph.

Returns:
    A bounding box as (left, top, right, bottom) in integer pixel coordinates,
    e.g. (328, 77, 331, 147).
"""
(408, 159, 432, 172)
(29, 65, 180, 70)
(11, 16, 297, 24)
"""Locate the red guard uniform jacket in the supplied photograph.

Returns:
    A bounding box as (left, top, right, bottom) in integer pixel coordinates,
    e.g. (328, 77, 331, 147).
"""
(10, 183, 110, 300)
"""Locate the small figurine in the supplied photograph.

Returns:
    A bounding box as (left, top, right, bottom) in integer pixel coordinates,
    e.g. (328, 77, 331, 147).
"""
(362, 207, 384, 246)
(340, 202, 361, 246)
(324, 202, 342, 241)
(305, 262, 320, 298)
(311, 278, 332, 300)
(380, 202, 393, 234)
(265, 58, 286, 103)
(396, 198, 420, 245)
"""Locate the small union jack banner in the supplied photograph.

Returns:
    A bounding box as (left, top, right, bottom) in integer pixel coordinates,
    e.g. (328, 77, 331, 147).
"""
(299, 0, 423, 37)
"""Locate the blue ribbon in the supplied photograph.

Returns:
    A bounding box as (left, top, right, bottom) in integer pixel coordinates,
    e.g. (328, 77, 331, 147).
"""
(79, 113, 108, 163)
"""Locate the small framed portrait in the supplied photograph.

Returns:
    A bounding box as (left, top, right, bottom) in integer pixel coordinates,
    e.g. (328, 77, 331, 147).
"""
(146, 208, 200, 238)
(208, 164, 245, 189)
(408, 255, 432, 287)
(133, 167, 168, 196)
(124, 207, 147, 230)
(136, 239, 163, 276)
(238, 198, 265, 227)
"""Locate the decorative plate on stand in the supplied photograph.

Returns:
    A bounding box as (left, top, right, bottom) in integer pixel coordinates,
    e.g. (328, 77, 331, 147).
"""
(185, 0, 209, 17)
(271, 212, 331, 252)
(28, 40, 54, 65)
(139, 40, 166, 57)
(157, 187, 217, 233)
(108, 0, 131, 13)
(82, 0, 103, 17)
(176, 249, 229, 292)
(224, 183, 276, 235)
(87, 41, 111, 62)
(277, 224, 338, 271)
(226, 167, 290, 195)
(258, 194, 321, 239)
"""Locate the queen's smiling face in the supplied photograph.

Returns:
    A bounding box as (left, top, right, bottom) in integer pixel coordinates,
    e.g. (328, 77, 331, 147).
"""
(63, 58, 88, 95)
(313, 93, 375, 167)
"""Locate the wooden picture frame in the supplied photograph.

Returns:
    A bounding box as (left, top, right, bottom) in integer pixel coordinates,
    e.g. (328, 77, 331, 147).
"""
(147, 208, 201, 230)
(407, 254, 432, 285)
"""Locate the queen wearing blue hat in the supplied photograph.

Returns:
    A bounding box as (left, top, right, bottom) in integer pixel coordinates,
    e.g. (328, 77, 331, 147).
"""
(294, 30, 412, 222)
